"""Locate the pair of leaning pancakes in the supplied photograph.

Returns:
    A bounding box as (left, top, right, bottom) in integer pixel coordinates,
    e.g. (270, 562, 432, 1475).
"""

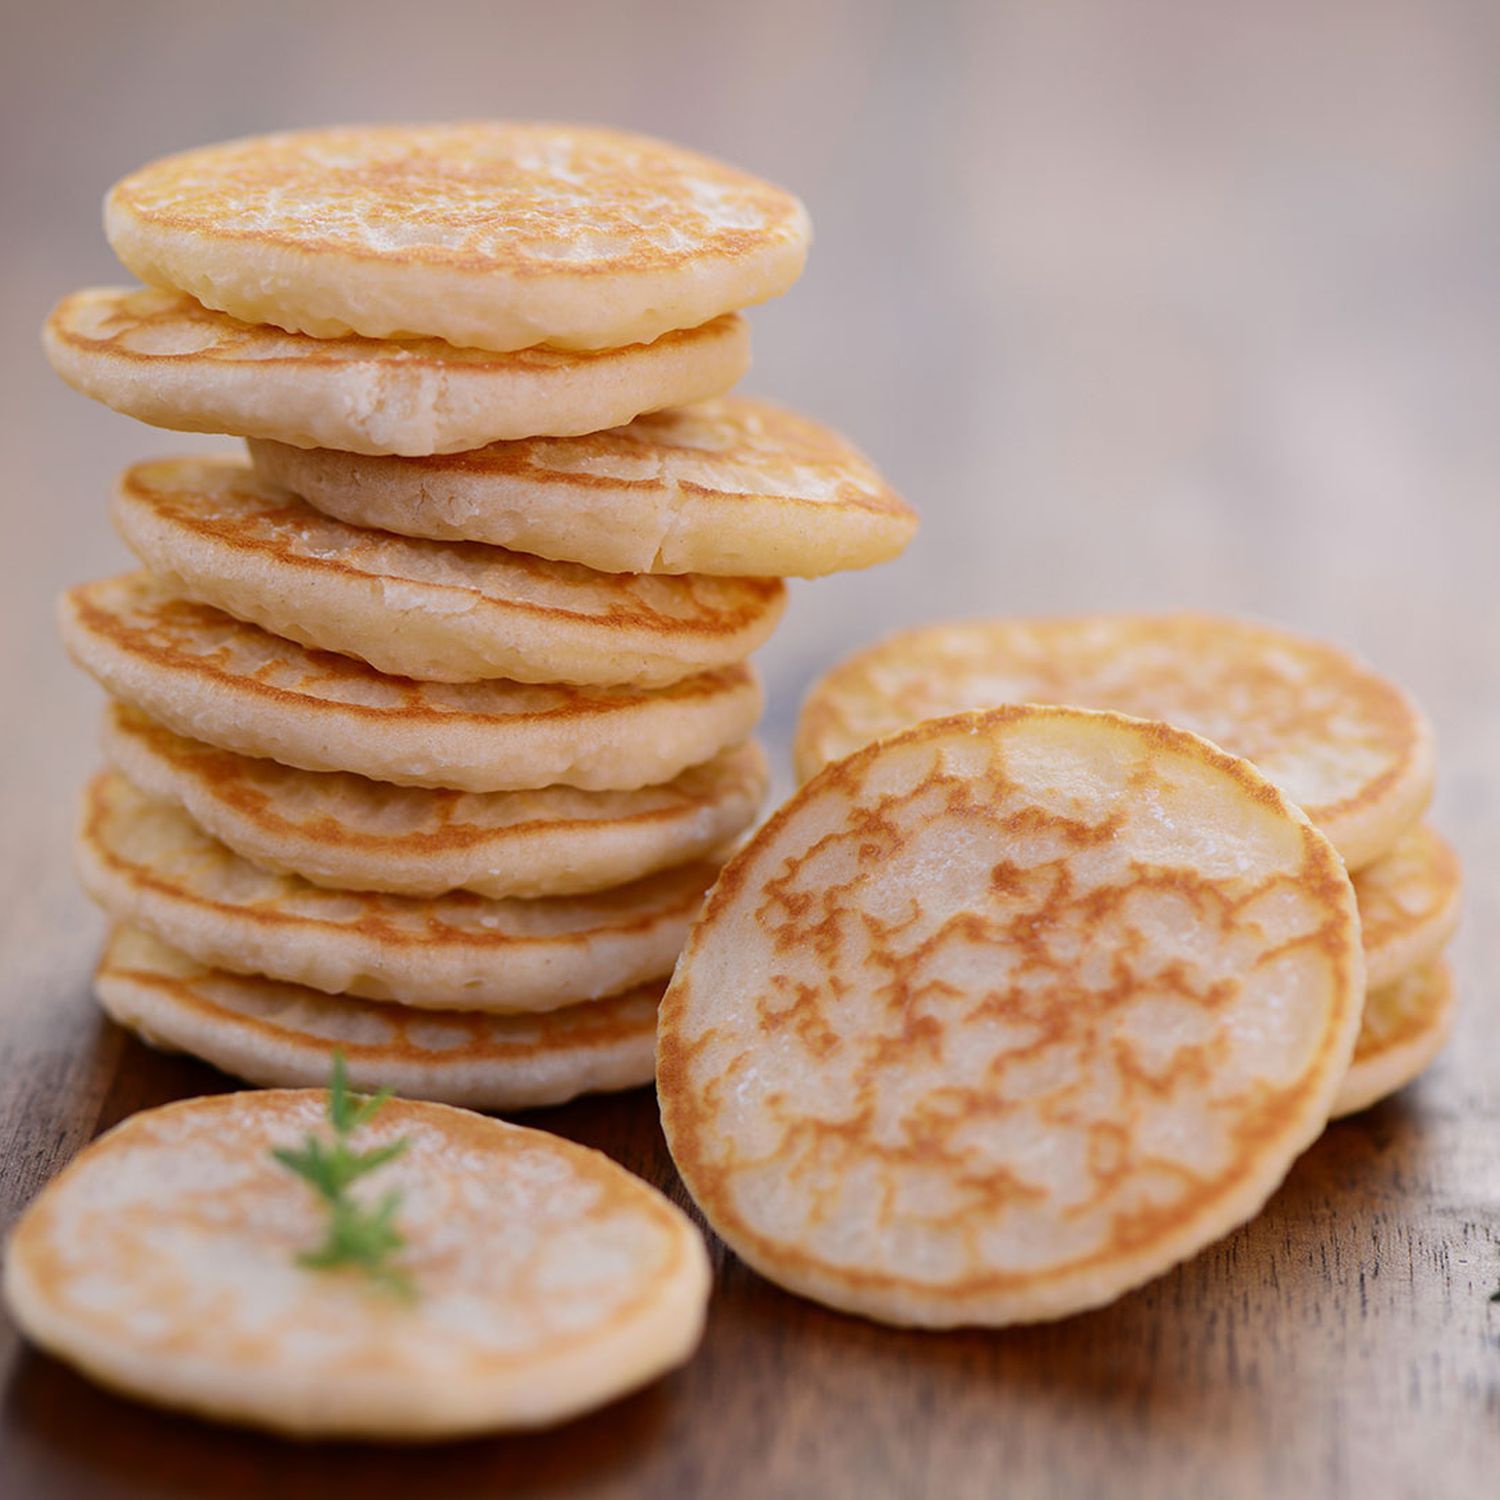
(50, 124, 917, 1108)
(653, 616, 1457, 1328)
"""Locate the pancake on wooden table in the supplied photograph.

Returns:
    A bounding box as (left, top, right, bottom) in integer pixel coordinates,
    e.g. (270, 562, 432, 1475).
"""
(96, 926, 661, 1109)
(103, 702, 767, 899)
(795, 614, 1434, 869)
(112, 457, 786, 687)
(77, 772, 720, 1012)
(250, 396, 916, 578)
(60, 575, 762, 792)
(1332, 960, 1455, 1118)
(658, 706, 1364, 1328)
(1351, 823, 1462, 990)
(3, 1091, 710, 1437)
(44, 287, 749, 454)
(105, 123, 811, 351)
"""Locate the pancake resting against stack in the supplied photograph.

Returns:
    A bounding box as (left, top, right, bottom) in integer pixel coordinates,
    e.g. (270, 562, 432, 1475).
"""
(48, 122, 919, 1112)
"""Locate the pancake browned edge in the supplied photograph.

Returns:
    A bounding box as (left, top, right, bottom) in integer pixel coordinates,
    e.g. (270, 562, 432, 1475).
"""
(249, 396, 917, 579)
(102, 701, 769, 899)
(44, 287, 751, 454)
(96, 925, 661, 1110)
(75, 770, 722, 1013)
(110, 456, 787, 688)
(60, 574, 764, 793)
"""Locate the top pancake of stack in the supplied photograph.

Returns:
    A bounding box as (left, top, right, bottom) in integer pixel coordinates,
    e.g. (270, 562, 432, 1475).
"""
(102, 123, 813, 353)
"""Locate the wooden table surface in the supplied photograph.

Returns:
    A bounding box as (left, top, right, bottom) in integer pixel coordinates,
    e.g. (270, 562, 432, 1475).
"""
(2, 3, 1497, 1496)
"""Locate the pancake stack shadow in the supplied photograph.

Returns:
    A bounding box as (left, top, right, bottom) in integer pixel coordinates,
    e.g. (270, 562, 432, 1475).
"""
(47, 124, 917, 1111)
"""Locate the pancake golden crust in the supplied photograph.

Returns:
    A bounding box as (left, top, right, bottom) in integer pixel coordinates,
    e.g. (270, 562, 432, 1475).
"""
(103, 703, 768, 898)
(106, 123, 811, 351)
(658, 706, 1364, 1328)
(3, 1090, 710, 1437)
(249, 397, 915, 578)
(44, 288, 749, 454)
(60, 575, 762, 792)
(112, 457, 786, 687)
(1332, 961, 1454, 1118)
(96, 926, 660, 1109)
(1352, 824, 1461, 990)
(795, 614, 1434, 869)
(77, 772, 719, 1012)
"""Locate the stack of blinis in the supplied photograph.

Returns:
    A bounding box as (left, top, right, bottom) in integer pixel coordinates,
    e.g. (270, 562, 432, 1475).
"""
(48, 123, 917, 1109)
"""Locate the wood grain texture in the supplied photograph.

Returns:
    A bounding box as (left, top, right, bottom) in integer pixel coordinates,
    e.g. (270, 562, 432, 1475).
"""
(2, 2, 1497, 1496)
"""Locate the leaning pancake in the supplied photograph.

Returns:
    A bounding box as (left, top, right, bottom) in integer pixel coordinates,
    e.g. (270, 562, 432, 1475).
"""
(1332, 960, 1454, 1118)
(60, 575, 762, 792)
(96, 926, 660, 1109)
(249, 397, 915, 578)
(1352, 823, 1461, 990)
(103, 702, 767, 898)
(112, 457, 785, 687)
(77, 771, 718, 1012)
(658, 706, 1363, 1328)
(106, 122, 810, 351)
(44, 287, 749, 454)
(795, 615, 1433, 870)
(3, 1090, 710, 1437)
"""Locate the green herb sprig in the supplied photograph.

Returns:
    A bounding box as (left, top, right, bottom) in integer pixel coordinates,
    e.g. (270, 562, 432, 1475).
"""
(272, 1054, 415, 1300)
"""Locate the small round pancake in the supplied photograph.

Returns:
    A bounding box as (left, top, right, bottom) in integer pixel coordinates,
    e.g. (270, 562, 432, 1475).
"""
(3, 1090, 710, 1438)
(795, 615, 1434, 870)
(96, 926, 660, 1110)
(1352, 823, 1461, 990)
(112, 457, 786, 687)
(44, 287, 750, 454)
(658, 706, 1364, 1328)
(249, 397, 915, 578)
(1332, 960, 1454, 1118)
(102, 702, 767, 899)
(60, 575, 762, 792)
(106, 123, 810, 351)
(77, 771, 718, 1012)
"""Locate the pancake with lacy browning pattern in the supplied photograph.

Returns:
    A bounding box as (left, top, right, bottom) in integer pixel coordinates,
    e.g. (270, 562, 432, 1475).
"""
(795, 615, 1434, 870)
(44, 288, 749, 454)
(112, 457, 785, 687)
(96, 926, 660, 1109)
(3, 1090, 710, 1437)
(77, 772, 719, 1012)
(658, 706, 1364, 1328)
(1332, 960, 1454, 1118)
(249, 397, 915, 578)
(103, 702, 767, 898)
(60, 575, 762, 792)
(1352, 823, 1461, 990)
(106, 123, 810, 351)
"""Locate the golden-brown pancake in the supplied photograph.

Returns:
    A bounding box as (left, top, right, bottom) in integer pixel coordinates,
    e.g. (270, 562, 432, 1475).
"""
(3, 1090, 710, 1437)
(658, 706, 1363, 1327)
(44, 287, 749, 454)
(103, 702, 767, 899)
(795, 614, 1434, 869)
(1352, 823, 1461, 989)
(77, 771, 719, 1012)
(106, 123, 811, 351)
(249, 396, 916, 578)
(96, 926, 660, 1109)
(112, 456, 786, 687)
(60, 575, 762, 792)
(1332, 960, 1454, 1118)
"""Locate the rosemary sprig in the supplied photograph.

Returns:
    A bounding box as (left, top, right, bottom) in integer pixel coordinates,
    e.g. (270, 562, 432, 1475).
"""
(272, 1053, 415, 1300)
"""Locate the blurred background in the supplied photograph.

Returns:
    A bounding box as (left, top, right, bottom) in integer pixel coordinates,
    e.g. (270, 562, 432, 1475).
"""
(1, 0, 1496, 1051)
